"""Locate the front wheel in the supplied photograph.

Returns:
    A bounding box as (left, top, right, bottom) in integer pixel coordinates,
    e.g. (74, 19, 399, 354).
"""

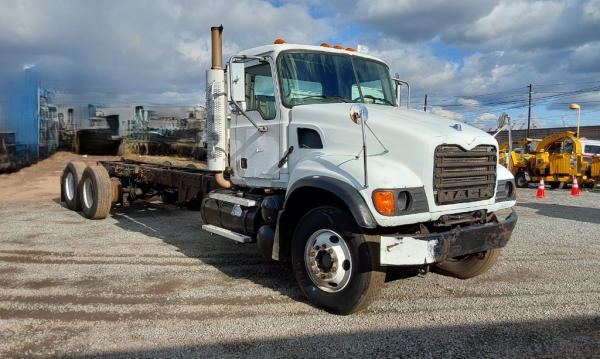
(432, 248, 502, 279)
(291, 206, 384, 315)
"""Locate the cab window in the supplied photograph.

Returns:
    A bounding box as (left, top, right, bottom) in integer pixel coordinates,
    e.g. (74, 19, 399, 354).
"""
(245, 63, 276, 120)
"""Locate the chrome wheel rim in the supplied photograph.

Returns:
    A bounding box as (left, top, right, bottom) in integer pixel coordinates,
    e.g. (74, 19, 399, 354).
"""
(64, 172, 75, 201)
(82, 177, 94, 209)
(304, 229, 352, 293)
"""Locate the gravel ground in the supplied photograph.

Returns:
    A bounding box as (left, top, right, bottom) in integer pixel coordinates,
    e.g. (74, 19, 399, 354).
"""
(0, 153, 598, 358)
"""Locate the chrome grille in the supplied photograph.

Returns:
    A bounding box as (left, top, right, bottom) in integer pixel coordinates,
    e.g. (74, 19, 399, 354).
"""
(433, 144, 497, 205)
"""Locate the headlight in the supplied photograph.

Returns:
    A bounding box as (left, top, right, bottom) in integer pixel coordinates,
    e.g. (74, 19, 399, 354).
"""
(372, 188, 429, 216)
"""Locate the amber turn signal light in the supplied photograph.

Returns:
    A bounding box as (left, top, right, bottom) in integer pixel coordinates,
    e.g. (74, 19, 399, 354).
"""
(373, 190, 395, 215)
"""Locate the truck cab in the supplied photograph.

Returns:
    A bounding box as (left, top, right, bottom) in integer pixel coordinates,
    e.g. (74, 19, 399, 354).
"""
(202, 27, 517, 314)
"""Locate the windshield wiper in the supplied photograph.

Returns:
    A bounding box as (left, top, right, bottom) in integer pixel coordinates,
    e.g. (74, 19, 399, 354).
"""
(299, 95, 350, 103)
(364, 95, 394, 106)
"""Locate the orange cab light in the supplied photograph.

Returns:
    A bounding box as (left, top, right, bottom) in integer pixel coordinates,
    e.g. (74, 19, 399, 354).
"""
(274, 38, 287, 44)
(333, 45, 344, 49)
(345, 47, 357, 52)
(373, 190, 395, 216)
(320, 43, 331, 47)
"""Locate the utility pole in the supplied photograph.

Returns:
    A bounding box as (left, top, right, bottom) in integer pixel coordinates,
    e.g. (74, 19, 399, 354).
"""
(526, 83, 532, 137)
(424, 94, 428, 112)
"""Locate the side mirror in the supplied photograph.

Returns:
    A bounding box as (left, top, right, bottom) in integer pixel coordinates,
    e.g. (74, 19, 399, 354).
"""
(349, 103, 368, 125)
(393, 78, 410, 109)
(229, 61, 245, 103)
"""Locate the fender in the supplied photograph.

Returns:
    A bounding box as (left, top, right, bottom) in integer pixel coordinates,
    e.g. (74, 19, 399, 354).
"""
(285, 176, 377, 228)
(271, 176, 377, 261)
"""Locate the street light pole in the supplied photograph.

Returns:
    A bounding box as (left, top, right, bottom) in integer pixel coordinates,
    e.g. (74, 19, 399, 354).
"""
(569, 103, 581, 138)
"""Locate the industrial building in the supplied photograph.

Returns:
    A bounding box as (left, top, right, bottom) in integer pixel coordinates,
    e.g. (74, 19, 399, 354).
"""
(0, 68, 58, 171)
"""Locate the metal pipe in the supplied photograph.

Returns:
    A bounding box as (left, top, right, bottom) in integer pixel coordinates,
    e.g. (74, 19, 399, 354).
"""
(215, 172, 232, 189)
(210, 25, 231, 189)
(361, 117, 368, 188)
(211, 25, 223, 70)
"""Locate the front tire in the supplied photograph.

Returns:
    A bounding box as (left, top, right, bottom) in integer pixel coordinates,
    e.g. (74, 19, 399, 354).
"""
(291, 206, 384, 315)
(79, 166, 113, 219)
(432, 248, 502, 279)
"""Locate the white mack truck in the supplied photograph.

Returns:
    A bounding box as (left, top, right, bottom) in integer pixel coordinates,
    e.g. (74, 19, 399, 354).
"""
(61, 26, 517, 314)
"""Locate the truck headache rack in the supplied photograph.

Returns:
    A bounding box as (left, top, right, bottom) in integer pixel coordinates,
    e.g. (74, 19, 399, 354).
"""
(433, 144, 497, 205)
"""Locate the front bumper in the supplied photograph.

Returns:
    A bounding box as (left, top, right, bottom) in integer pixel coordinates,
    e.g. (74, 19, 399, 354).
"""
(380, 209, 517, 266)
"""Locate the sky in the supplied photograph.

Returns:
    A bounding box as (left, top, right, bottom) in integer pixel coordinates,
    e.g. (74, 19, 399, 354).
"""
(1, 0, 599, 130)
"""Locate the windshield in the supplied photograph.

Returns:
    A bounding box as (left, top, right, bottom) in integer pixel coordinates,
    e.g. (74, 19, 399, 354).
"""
(278, 52, 396, 107)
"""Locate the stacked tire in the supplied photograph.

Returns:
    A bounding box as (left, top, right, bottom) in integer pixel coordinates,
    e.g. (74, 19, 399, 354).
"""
(61, 161, 113, 219)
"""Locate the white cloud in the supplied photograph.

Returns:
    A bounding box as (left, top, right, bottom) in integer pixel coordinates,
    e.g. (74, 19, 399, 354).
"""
(471, 112, 498, 130)
(431, 107, 464, 121)
(457, 98, 480, 109)
(0, 0, 598, 123)
(0, 0, 333, 105)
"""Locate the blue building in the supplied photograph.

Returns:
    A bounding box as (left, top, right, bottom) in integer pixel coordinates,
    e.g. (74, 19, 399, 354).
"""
(0, 68, 58, 168)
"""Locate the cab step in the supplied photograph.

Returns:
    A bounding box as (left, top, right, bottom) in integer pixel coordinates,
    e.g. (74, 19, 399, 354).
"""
(202, 224, 252, 243)
(208, 192, 257, 207)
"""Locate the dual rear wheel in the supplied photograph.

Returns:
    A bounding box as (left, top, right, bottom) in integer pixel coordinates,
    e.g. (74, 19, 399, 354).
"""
(61, 162, 113, 219)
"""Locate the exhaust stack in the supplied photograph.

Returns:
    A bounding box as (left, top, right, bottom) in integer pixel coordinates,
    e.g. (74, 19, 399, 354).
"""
(206, 25, 228, 183)
(211, 25, 223, 69)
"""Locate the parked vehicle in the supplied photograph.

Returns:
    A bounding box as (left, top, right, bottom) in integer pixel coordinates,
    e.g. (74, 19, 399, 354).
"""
(499, 138, 540, 187)
(580, 139, 600, 161)
(61, 26, 517, 314)
(527, 132, 594, 188)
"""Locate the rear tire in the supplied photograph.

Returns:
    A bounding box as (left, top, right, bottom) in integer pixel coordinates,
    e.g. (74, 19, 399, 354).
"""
(432, 248, 502, 279)
(79, 165, 113, 219)
(61, 161, 87, 210)
(291, 206, 385, 315)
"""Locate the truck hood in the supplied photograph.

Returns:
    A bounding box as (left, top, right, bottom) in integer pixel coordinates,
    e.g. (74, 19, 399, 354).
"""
(289, 103, 499, 201)
(290, 103, 497, 156)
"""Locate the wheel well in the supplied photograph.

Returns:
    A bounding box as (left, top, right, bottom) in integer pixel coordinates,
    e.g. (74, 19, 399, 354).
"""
(277, 187, 351, 261)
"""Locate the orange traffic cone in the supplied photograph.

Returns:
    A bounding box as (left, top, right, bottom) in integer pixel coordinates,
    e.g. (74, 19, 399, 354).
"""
(571, 176, 580, 196)
(536, 178, 546, 199)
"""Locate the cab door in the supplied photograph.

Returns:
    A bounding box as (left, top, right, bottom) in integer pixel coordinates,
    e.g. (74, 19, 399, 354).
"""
(230, 60, 281, 181)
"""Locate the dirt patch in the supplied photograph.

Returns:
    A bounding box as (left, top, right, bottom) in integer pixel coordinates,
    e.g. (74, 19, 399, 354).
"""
(0, 307, 256, 322)
(22, 279, 64, 290)
(145, 279, 184, 294)
(0, 249, 57, 256)
(0, 266, 23, 276)
(2, 294, 287, 307)
(0, 255, 201, 267)
(0, 152, 119, 203)
(483, 267, 544, 283)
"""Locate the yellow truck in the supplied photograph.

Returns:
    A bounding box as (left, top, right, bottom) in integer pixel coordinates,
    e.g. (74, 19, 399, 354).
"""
(499, 132, 600, 189)
(499, 139, 539, 187)
(527, 131, 590, 189)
